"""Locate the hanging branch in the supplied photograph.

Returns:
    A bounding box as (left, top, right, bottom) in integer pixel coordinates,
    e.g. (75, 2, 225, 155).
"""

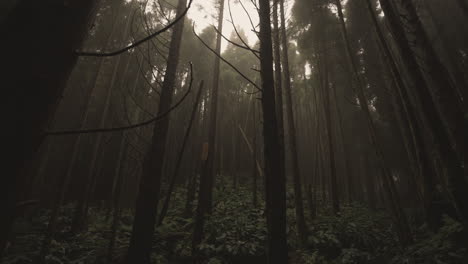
(45, 63, 194, 136)
(76, 0, 193, 57)
(192, 25, 261, 91)
(248, 0, 260, 13)
(238, 0, 259, 35)
(212, 25, 259, 55)
(227, 0, 260, 60)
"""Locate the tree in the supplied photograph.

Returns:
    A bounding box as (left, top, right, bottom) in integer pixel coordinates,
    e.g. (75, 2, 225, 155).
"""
(379, 0, 468, 227)
(279, 0, 308, 245)
(192, 0, 225, 256)
(0, 0, 97, 256)
(125, 0, 188, 262)
(259, 0, 288, 262)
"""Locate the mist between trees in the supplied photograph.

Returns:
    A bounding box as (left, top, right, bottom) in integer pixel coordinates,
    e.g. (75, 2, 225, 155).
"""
(1, 0, 467, 263)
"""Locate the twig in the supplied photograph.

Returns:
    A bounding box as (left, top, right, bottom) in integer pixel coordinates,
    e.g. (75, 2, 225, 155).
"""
(192, 25, 261, 91)
(212, 25, 259, 54)
(227, 0, 260, 59)
(45, 63, 194, 135)
(75, 0, 193, 57)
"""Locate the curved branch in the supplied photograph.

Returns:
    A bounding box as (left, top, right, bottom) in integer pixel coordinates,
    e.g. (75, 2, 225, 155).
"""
(45, 63, 194, 136)
(227, 0, 260, 60)
(76, 0, 193, 57)
(238, 0, 259, 34)
(212, 25, 259, 54)
(192, 25, 261, 91)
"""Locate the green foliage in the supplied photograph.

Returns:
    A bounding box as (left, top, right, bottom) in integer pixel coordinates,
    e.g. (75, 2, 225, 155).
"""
(392, 216, 468, 264)
(4, 181, 467, 264)
(198, 185, 267, 261)
(304, 204, 397, 263)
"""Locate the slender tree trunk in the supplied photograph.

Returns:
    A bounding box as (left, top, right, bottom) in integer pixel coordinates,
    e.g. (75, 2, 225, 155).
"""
(192, 0, 224, 256)
(334, 0, 412, 245)
(398, 0, 465, 160)
(319, 50, 340, 215)
(0, 0, 97, 256)
(71, 36, 126, 233)
(158, 81, 204, 226)
(36, 24, 124, 262)
(106, 133, 128, 264)
(206, 0, 225, 211)
(125, 0, 187, 262)
(279, 0, 307, 245)
(329, 80, 353, 203)
(379, 0, 468, 227)
(272, 0, 285, 168)
(252, 101, 258, 207)
(259, 0, 288, 262)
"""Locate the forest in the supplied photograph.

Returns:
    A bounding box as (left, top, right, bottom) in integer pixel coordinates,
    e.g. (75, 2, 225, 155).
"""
(1, 0, 467, 263)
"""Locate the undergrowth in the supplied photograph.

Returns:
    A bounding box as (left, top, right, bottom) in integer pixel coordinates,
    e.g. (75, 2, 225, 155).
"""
(2, 179, 467, 264)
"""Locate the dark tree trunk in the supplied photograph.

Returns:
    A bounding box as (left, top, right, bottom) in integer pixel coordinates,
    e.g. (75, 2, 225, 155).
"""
(318, 49, 340, 215)
(106, 134, 127, 264)
(398, 0, 465, 162)
(365, 0, 439, 227)
(71, 30, 126, 233)
(125, 0, 187, 262)
(379, 0, 468, 227)
(192, 0, 224, 256)
(334, 0, 412, 245)
(0, 0, 97, 257)
(252, 101, 259, 207)
(279, 0, 308, 246)
(158, 81, 204, 226)
(272, 0, 285, 170)
(259, 0, 288, 262)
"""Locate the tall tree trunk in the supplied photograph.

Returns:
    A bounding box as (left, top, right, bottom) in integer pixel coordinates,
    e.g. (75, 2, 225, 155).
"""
(158, 81, 204, 226)
(279, 0, 308, 245)
(206, 0, 225, 211)
(330, 81, 353, 203)
(366, 2, 435, 224)
(35, 45, 119, 262)
(0, 0, 97, 255)
(252, 100, 259, 207)
(106, 133, 128, 264)
(272, 0, 286, 173)
(192, 0, 225, 256)
(259, 0, 288, 262)
(398, 0, 465, 160)
(378, 0, 468, 227)
(318, 47, 340, 215)
(125, 0, 187, 262)
(70, 34, 126, 233)
(334, 0, 412, 245)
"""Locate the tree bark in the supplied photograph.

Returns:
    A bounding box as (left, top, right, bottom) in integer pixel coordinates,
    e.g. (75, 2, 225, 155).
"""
(125, 0, 187, 262)
(379, 0, 468, 227)
(334, 0, 412, 245)
(192, 0, 224, 256)
(279, 0, 308, 246)
(158, 81, 204, 226)
(0, 0, 97, 257)
(259, 0, 288, 262)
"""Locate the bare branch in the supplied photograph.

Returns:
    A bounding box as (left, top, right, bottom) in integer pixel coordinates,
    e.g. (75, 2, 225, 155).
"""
(238, 0, 259, 34)
(211, 25, 259, 54)
(192, 25, 261, 91)
(45, 63, 194, 135)
(227, 0, 260, 60)
(76, 0, 193, 57)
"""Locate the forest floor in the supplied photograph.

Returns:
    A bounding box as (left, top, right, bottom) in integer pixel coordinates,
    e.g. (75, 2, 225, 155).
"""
(2, 178, 467, 264)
